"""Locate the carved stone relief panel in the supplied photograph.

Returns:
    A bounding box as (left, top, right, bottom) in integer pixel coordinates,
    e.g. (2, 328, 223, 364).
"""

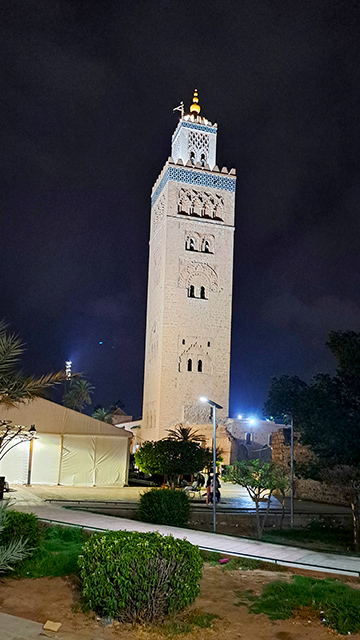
(178, 188, 224, 220)
(183, 403, 211, 423)
(178, 260, 218, 291)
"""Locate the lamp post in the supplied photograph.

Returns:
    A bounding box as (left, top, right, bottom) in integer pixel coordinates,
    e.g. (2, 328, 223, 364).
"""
(290, 416, 294, 528)
(199, 396, 223, 534)
(27, 424, 36, 486)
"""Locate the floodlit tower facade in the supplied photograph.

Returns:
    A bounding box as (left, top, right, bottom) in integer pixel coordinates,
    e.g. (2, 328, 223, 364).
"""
(142, 91, 236, 440)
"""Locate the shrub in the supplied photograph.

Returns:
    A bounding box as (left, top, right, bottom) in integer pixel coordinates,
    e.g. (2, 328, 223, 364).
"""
(138, 488, 190, 527)
(79, 530, 203, 623)
(0, 510, 40, 549)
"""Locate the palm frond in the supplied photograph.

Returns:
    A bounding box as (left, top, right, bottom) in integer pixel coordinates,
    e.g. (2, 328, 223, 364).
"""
(0, 331, 25, 374)
(0, 538, 30, 573)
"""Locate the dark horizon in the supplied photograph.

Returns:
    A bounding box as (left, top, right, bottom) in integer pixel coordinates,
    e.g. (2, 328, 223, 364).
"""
(2, 1, 360, 420)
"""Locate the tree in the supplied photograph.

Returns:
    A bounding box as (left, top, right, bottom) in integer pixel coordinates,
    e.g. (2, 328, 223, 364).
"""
(264, 331, 360, 548)
(263, 374, 307, 424)
(63, 378, 94, 413)
(92, 406, 112, 423)
(135, 439, 206, 488)
(0, 320, 65, 407)
(223, 460, 277, 538)
(0, 420, 36, 462)
(271, 464, 290, 529)
(166, 424, 206, 444)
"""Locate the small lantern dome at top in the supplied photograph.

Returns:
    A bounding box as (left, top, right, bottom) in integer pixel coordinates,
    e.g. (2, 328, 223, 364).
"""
(190, 89, 201, 115)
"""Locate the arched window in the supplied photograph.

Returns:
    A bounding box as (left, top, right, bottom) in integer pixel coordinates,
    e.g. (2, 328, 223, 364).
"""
(200, 286, 206, 299)
(246, 433, 252, 445)
(189, 238, 195, 251)
(197, 359, 202, 372)
(190, 151, 195, 166)
(189, 285, 195, 298)
(204, 240, 210, 253)
(187, 358, 192, 372)
(201, 153, 205, 167)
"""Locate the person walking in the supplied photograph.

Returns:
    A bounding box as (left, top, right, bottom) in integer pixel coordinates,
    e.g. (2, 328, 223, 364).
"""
(205, 475, 212, 505)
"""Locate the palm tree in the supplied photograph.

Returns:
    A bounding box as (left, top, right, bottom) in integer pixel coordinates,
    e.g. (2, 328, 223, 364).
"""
(63, 378, 94, 412)
(0, 320, 65, 407)
(166, 423, 206, 444)
(92, 406, 112, 423)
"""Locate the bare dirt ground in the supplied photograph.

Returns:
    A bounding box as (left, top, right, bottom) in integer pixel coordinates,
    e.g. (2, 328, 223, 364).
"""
(0, 564, 359, 640)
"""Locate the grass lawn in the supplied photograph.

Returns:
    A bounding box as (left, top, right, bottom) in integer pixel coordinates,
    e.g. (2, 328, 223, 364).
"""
(14, 525, 87, 578)
(237, 575, 360, 635)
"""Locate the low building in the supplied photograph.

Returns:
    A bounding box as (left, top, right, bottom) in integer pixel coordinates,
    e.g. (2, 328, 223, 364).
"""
(0, 398, 132, 486)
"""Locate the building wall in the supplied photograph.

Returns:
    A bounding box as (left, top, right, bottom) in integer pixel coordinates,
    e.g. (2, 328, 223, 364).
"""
(142, 128, 236, 441)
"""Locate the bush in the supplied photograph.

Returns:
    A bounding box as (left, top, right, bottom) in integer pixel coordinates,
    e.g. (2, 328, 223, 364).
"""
(138, 488, 190, 527)
(0, 510, 40, 549)
(79, 530, 203, 623)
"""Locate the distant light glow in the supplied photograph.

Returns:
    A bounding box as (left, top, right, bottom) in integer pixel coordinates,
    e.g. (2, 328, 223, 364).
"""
(98, 341, 103, 345)
(237, 414, 243, 419)
(248, 417, 257, 425)
(65, 360, 72, 380)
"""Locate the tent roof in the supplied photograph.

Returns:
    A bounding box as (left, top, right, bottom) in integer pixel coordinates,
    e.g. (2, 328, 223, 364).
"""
(1, 398, 132, 437)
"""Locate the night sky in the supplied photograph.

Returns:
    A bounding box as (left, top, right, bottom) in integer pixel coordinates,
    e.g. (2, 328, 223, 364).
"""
(2, 1, 360, 419)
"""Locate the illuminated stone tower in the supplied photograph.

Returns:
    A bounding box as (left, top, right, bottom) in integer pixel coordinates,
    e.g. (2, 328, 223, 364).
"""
(142, 91, 236, 440)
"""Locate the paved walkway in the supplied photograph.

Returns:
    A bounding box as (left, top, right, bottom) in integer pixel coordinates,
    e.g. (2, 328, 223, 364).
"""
(14, 502, 360, 577)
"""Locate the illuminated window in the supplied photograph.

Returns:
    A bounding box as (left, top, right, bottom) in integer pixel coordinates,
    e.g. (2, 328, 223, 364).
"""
(189, 285, 195, 298)
(198, 359, 202, 372)
(187, 358, 192, 372)
(200, 286, 206, 299)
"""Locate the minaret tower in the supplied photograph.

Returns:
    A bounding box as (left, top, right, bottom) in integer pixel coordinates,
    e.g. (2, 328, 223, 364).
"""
(142, 91, 236, 440)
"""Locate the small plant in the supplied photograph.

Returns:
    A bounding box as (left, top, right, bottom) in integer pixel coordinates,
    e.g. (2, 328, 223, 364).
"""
(138, 488, 190, 527)
(0, 510, 40, 549)
(248, 575, 360, 635)
(79, 530, 203, 623)
(0, 502, 31, 573)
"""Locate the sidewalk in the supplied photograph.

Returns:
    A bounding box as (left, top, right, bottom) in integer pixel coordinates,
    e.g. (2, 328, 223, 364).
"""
(15, 502, 360, 577)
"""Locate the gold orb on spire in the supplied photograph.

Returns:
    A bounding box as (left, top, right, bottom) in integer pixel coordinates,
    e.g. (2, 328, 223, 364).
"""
(190, 89, 201, 115)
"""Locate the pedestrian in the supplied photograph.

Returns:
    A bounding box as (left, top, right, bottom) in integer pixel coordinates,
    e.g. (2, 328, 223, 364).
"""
(206, 475, 212, 505)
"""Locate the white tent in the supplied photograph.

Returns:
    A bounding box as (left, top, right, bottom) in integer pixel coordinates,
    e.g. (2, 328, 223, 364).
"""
(0, 398, 132, 486)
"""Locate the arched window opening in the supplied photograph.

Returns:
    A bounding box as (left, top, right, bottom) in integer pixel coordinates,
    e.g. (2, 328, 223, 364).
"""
(268, 434, 272, 446)
(189, 238, 195, 251)
(246, 433, 252, 445)
(204, 240, 210, 253)
(197, 359, 202, 372)
(201, 153, 205, 167)
(189, 285, 195, 298)
(182, 338, 185, 345)
(190, 151, 195, 166)
(200, 286, 206, 299)
(187, 358, 192, 372)
(207, 341, 211, 347)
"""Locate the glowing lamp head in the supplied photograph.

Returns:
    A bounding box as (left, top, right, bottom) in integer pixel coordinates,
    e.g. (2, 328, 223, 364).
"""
(248, 417, 257, 426)
(199, 396, 209, 403)
(237, 414, 243, 420)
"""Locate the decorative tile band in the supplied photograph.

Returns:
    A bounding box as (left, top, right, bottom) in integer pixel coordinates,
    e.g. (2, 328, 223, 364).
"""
(151, 166, 236, 206)
(172, 121, 217, 143)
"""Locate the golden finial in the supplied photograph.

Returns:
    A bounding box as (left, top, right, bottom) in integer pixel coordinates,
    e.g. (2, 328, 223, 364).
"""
(190, 89, 201, 115)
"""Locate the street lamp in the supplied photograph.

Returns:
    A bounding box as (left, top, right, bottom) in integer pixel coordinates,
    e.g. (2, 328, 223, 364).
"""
(27, 424, 37, 486)
(199, 396, 223, 534)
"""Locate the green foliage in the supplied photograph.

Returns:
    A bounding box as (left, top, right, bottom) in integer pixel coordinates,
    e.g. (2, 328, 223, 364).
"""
(166, 424, 206, 443)
(92, 406, 112, 423)
(135, 439, 206, 486)
(63, 377, 94, 412)
(0, 510, 40, 549)
(79, 530, 203, 623)
(248, 575, 360, 635)
(138, 488, 190, 527)
(0, 502, 31, 573)
(16, 525, 86, 578)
